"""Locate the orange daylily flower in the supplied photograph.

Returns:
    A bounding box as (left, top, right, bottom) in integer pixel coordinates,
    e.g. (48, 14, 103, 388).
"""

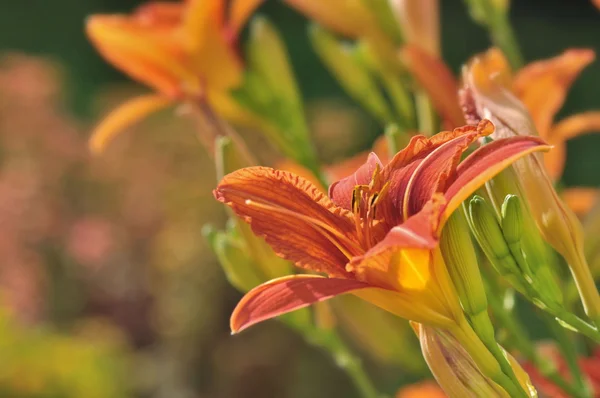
(86, 0, 264, 153)
(463, 49, 600, 322)
(213, 120, 549, 333)
(405, 46, 600, 214)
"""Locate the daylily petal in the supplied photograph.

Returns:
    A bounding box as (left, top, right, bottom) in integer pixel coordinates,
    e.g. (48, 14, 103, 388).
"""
(214, 167, 360, 277)
(182, 0, 225, 52)
(349, 198, 441, 288)
(284, 0, 375, 38)
(403, 122, 492, 218)
(543, 141, 566, 181)
(547, 111, 600, 180)
(329, 152, 383, 210)
(513, 49, 595, 138)
(133, 2, 183, 27)
(350, 236, 461, 327)
(562, 187, 599, 216)
(89, 94, 172, 154)
(230, 274, 371, 333)
(229, 0, 265, 36)
(183, 0, 243, 91)
(550, 111, 600, 142)
(380, 123, 488, 225)
(401, 45, 464, 128)
(86, 14, 197, 97)
(445, 136, 551, 222)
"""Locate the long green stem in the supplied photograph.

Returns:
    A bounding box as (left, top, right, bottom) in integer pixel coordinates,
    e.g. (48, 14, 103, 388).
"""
(463, 0, 524, 69)
(485, 281, 587, 397)
(543, 313, 593, 398)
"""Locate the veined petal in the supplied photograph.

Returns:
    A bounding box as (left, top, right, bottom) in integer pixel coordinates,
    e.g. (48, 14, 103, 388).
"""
(214, 167, 360, 277)
(329, 152, 383, 210)
(89, 94, 172, 154)
(513, 49, 595, 137)
(444, 136, 551, 222)
(230, 274, 371, 333)
(229, 0, 265, 35)
(86, 14, 197, 97)
(380, 123, 489, 225)
(403, 121, 493, 218)
(401, 45, 464, 127)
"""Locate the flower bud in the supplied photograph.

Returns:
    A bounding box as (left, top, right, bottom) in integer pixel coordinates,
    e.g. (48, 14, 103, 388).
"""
(501, 194, 523, 245)
(468, 196, 525, 292)
(414, 323, 510, 397)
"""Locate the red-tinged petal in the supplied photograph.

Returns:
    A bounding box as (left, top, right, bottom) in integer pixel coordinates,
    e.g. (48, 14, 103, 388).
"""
(230, 274, 370, 333)
(329, 152, 383, 210)
(380, 123, 491, 225)
(402, 121, 493, 218)
(444, 136, 551, 222)
(88, 94, 172, 154)
(214, 167, 360, 277)
(513, 49, 595, 138)
(401, 45, 464, 128)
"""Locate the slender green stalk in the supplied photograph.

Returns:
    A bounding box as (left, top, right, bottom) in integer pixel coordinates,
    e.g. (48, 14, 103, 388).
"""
(551, 308, 600, 344)
(463, 0, 524, 69)
(485, 4, 524, 69)
(484, 278, 588, 398)
(543, 313, 593, 398)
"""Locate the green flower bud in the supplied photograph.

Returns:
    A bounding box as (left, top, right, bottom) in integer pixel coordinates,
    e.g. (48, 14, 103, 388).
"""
(501, 194, 523, 245)
(468, 196, 527, 293)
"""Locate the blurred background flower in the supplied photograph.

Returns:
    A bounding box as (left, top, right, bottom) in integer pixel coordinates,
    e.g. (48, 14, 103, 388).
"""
(0, 1, 599, 397)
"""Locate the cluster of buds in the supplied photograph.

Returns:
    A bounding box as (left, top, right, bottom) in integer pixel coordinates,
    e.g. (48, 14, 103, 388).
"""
(85, 1, 600, 398)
